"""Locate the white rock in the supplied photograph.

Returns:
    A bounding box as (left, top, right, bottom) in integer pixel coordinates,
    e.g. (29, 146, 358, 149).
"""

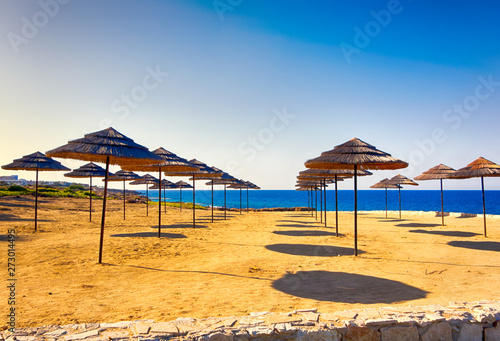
(457, 323, 483, 341)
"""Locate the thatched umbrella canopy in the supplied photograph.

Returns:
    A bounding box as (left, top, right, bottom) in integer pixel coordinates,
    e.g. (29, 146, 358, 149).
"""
(121, 147, 199, 237)
(296, 180, 323, 219)
(129, 174, 158, 217)
(414, 164, 456, 225)
(106, 170, 140, 220)
(45, 127, 162, 263)
(149, 179, 178, 213)
(370, 178, 400, 218)
(205, 168, 237, 221)
(64, 162, 114, 222)
(387, 174, 418, 219)
(305, 137, 408, 256)
(448, 157, 500, 237)
(228, 179, 251, 215)
(174, 180, 192, 212)
(169, 159, 223, 228)
(243, 181, 260, 213)
(2, 151, 70, 231)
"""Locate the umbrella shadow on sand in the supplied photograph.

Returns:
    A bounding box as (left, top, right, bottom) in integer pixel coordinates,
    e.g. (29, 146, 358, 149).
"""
(0, 213, 53, 222)
(273, 230, 342, 237)
(111, 232, 187, 239)
(277, 220, 319, 224)
(272, 271, 428, 304)
(448, 240, 500, 252)
(397, 223, 442, 228)
(150, 223, 208, 229)
(276, 224, 321, 229)
(266, 244, 360, 257)
(410, 229, 481, 238)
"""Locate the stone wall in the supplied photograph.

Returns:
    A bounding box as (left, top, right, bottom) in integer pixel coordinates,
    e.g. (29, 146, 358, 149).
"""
(3, 301, 500, 341)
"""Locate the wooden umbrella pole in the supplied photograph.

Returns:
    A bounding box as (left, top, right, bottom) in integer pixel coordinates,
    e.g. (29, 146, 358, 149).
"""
(192, 176, 196, 228)
(98, 156, 110, 264)
(211, 182, 214, 222)
(123, 180, 126, 220)
(246, 188, 249, 213)
(164, 188, 166, 214)
(319, 185, 323, 223)
(180, 188, 182, 212)
(89, 176, 93, 222)
(481, 176, 487, 237)
(335, 175, 338, 237)
(239, 188, 242, 215)
(354, 165, 358, 257)
(35, 168, 39, 231)
(440, 179, 444, 226)
(146, 185, 149, 217)
(224, 184, 227, 220)
(158, 169, 162, 238)
(324, 179, 327, 228)
(385, 188, 388, 218)
(315, 187, 318, 220)
(398, 186, 401, 219)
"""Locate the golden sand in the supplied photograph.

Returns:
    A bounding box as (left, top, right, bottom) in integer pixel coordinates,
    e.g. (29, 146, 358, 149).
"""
(1, 196, 499, 328)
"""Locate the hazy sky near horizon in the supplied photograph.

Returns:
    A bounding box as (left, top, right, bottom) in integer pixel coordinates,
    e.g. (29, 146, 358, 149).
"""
(1, 0, 500, 190)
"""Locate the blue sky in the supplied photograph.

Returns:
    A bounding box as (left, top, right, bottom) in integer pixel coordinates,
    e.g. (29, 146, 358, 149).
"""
(1, 0, 499, 190)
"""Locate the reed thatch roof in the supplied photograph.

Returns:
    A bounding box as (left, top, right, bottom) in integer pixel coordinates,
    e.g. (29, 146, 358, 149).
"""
(175, 180, 192, 188)
(305, 138, 408, 171)
(370, 178, 400, 189)
(414, 164, 456, 181)
(129, 174, 159, 185)
(448, 157, 500, 179)
(149, 179, 177, 189)
(107, 170, 141, 182)
(244, 181, 261, 189)
(45, 127, 162, 166)
(300, 168, 372, 178)
(122, 147, 199, 172)
(64, 162, 111, 178)
(2, 152, 70, 172)
(388, 174, 419, 186)
(171, 159, 223, 180)
(297, 175, 344, 182)
(205, 167, 238, 185)
(228, 180, 251, 189)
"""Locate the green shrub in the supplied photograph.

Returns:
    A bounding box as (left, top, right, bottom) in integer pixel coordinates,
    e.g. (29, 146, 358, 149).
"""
(38, 188, 58, 193)
(8, 185, 27, 192)
(69, 184, 86, 191)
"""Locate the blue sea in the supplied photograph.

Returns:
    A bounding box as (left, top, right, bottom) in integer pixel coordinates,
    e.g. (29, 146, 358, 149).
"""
(135, 189, 500, 215)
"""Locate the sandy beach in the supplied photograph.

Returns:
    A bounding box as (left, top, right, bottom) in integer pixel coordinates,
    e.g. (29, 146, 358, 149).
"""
(1, 196, 499, 328)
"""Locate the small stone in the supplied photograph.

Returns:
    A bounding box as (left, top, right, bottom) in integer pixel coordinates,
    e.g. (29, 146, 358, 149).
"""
(238, 316, 265, 326)
(296, 308, 318, 313)
(301, 312, 320, 322)
(319, 313, 339, 322)
(43, 329, 68, 338)
(150, 322, 179, 335)
(222, 318, 238, 327)
(100, 330, 130, 339)
(335, 310, 359, 320)
(457, 323, 483, 341)
(99, 322, 132, 329)
(420, 322, 452, 341)
(266, 314, 302, 325)
(246, 327, 273, 337)
(472, 310, 496, 323)
(207, 332, 234, 341)
(65, 330, 99, 340)
(380, 326, 418, 341)
(484, 322, 500, 341)
(364, 318, 397, 327)
(345, 326, 380, 341)
(84, 323, 100, 330)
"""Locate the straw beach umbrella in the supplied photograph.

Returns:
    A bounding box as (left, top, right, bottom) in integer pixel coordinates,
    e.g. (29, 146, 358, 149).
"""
(2, 152, 70, 230)
(129, 174, 158, 217)
(228, 180, 251, 215)
(205, 168, 237, 221)
(107, 170, 140, 220)
(243, 181, 260, 212)
(370, 178, 400, 218)
(64, 162, 114, 222)
(305, 138, 408, 256)
(414, 164, 456, 226)
(299, 168, 369, 233)
(387, 174, 418, 219)
(121, 147, 199, 237)
(175, 180, 192, 212)
(45, 127, 162, 263)
(448, 157, 500, 237)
